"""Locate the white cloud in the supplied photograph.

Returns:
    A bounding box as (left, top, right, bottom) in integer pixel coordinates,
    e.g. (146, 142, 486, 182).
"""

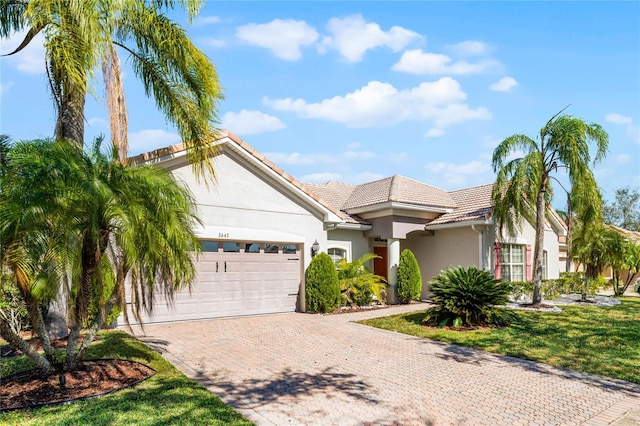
(350, 171, 385, 183)
(195, 15, 221, 26)
(425, 128, 444, 138)
(606, 113, 640, 144)
(425, 160, 492, 187)
(198, 37, 226, 48)
(389, 152, 409, 164)
(344, 149, 376, 160)
(446, 40, 491, 57)
(300, 172, 343, 183)
(236, 19, 318, 61)
(0, 81, 14, 99)
(128, 129, 182, 154)
(221, 110, 286, 135)
(392, 49, 500, 75)
(320, 15, 421, 62)
(490, 77, 518, 92)
(87, 116, 106, 126)
(264, 77, 491, 128)
(262, 152, 318, 166)
(613, 153, 631, 164)
(605, 113, 632, 125)
(1, 29, 46, 74)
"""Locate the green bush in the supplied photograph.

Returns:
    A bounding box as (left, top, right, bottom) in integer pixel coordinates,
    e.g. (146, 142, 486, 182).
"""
(305, 253, 341, 313)
(508, 281, 532, 301)
(509, 272, 606, 302)
(0, 278, 30, 335)
(337, 253, 387, 307)
(424, 266, 513, 327)
(397, 249, 422, 304)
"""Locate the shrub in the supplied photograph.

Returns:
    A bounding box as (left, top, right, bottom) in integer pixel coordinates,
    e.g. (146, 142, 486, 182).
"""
(508, 272, 606, 302)
(337, 253, 387, 307)
(0, 278, 30, 335)
(397, 249, 422, 304)
(305, 253, 340, 313)
(424, 266, 513, 327)
(508, 281, 532, 302)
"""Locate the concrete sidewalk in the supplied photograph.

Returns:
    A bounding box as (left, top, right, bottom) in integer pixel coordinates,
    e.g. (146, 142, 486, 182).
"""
(132, 304, 640, 425)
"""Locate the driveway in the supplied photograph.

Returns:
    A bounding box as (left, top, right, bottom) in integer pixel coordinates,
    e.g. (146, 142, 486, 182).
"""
(132, 304, 640, 426)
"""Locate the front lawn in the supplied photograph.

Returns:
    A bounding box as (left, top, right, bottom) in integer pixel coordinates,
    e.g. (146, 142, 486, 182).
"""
(360, 297, 640, 384)
(0, 331, 252, 426)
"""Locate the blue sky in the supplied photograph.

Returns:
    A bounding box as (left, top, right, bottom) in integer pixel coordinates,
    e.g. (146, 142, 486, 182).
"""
(1, 1, 639, 210)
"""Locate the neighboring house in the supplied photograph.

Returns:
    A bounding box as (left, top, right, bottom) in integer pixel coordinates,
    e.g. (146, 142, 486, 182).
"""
(600, 225, 640, 284)
(122, 132, 566, 324)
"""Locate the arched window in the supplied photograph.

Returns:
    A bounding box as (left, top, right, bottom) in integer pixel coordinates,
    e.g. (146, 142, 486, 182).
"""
(327, 247, 347, 265)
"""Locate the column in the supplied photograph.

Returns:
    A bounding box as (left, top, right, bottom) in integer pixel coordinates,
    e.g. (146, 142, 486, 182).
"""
(386, 238, 400, 304)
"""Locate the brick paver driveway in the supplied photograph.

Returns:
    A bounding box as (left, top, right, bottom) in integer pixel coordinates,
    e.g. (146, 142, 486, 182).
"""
(133, 304, 640, 426)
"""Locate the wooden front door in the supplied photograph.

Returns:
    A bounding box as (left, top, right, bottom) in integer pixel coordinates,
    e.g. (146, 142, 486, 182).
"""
(373, 246, 388, 281)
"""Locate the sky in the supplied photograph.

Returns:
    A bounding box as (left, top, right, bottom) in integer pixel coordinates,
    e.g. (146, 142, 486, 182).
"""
(1, 1, 639, 210)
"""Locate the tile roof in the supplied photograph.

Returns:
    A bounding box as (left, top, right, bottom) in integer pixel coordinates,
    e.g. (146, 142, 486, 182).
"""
(303, 181, 367, 224)
(341, 175, 456, 210)
(427, 183, 494, 226)
(610, 225, 640, 243)
(129, 130, 345, 222)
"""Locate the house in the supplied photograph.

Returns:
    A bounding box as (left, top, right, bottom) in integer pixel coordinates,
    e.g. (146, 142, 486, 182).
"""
(123, 131, 566, 324)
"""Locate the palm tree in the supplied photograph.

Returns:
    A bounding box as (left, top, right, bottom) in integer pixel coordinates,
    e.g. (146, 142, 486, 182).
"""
(337, 253, 387, 306)
(1, 0, 222, 174)
(492, 108, 608, 303)
(0, 137, 201, 373)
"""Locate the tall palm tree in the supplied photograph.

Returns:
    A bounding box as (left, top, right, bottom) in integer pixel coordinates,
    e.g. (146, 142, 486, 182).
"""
(492, 108, 608, 303)
(0, 137, 201, 373)
(1, 0, 222, 174)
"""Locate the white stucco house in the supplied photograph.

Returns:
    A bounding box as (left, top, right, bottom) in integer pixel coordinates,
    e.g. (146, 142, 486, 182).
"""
(125, 131, 567, 324)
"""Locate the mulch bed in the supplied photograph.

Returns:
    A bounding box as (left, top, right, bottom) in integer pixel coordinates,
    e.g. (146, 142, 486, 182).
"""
(0, 359, 155, 411)
(518, 303, 556, 309)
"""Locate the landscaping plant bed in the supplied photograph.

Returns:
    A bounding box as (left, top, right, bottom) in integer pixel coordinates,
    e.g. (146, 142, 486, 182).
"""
(0, 359, 154, 412)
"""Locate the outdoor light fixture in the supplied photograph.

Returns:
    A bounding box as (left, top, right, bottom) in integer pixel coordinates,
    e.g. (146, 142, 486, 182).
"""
(311, 240, 320, 257)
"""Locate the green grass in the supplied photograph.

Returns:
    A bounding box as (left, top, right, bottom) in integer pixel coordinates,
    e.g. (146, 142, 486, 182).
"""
(360, 297, 640, 384)
(0, 331, 253, 426)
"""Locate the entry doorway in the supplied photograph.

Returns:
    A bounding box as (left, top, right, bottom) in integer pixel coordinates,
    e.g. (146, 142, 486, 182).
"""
(373, 246, 388, 281)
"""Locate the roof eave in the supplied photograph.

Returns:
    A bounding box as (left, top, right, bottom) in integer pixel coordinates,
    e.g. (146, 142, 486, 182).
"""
(346, 201, 454, 215)
(425, 218, 493, 230)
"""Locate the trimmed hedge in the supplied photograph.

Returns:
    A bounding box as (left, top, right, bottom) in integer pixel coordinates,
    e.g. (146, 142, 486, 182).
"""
(397, 249, 422, 303)
(305, 252, 340, 313)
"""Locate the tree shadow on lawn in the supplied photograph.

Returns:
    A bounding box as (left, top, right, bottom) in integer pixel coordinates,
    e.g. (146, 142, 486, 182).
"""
(6, 375, 251, 426)
(394, 313, 640, 396)
(197, 366, 379, 409)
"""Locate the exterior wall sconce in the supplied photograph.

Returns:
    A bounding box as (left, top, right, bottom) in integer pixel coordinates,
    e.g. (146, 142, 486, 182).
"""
(311, 240, 320, 257)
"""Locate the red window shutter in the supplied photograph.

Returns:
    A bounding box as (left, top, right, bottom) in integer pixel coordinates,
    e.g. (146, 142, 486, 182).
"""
(526, 244, 532, 282)
(494, 242, 502, 279)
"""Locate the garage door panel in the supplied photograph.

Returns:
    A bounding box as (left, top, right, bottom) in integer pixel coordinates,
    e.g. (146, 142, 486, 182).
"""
(124, 243, 301, 324)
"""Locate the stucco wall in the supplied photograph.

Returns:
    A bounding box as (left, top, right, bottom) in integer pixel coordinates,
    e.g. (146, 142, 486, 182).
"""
(403, 227, 480, 298)
(326, 229, 370, 263)
(500, 220, 561, 279)
(170, 150, 326, 271)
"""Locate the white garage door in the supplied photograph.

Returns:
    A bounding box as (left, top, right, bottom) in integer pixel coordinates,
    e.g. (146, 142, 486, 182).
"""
(126, 241, 301, 324)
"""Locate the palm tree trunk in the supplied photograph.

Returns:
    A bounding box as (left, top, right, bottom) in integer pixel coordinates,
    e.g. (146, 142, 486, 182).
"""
(54, 84, 86, 146)
(0, 320, 55, 375)
(565, 196, 573, 273)
(532, 187, 547, 304)
(47, 62, 87, 339)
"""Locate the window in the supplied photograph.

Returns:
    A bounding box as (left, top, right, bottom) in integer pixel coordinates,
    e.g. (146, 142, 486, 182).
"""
(223, 242, 240, 252)
(282, 244, 297, 254)
(201, 241, 219, 252)
(328, 248, 347, 266)
(542, 250, 548, 280)
(264, 243, 279, 253)
(245, 243, 260, 253)
(501, 244, 525, 282)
